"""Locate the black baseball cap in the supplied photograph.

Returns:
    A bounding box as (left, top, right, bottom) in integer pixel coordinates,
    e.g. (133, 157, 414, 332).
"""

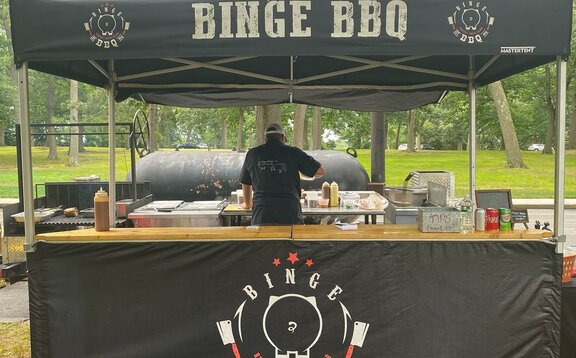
(265, 123, 285, 135)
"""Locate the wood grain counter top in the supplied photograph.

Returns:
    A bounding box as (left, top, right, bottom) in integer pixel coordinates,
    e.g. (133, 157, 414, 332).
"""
(35, 226, 292, 242)
(35, 224, 554, 242)
(292, 224, 553, 240)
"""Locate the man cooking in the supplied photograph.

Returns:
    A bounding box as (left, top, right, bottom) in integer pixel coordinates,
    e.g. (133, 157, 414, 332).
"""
(240, 123, 325, 225)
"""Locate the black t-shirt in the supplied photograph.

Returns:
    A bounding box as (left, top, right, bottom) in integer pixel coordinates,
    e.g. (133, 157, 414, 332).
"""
(240, 140, 321, 225)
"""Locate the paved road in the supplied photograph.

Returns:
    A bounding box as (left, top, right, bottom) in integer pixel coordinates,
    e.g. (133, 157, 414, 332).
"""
(528, 208, 576, 248)
(0, 280, 29, 322)
(1, 207, 575, 323)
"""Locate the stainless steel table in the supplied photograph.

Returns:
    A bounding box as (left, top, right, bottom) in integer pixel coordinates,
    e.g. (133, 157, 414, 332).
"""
(221, 203, 387, 226)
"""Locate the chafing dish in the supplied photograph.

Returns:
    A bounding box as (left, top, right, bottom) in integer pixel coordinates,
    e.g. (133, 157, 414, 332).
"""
(128, 200, 226, 227)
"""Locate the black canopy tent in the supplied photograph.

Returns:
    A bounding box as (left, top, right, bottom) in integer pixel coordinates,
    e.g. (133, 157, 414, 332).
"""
(9, 0, 571, 109)
(9, 0, 572, 246)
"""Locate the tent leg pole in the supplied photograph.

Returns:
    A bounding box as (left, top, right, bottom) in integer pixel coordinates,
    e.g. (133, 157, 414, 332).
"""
(468, 58, 476, 204)
(18, 62, 36, 251)
(108, 60, 117, 227)
(554, 57, 567, 253)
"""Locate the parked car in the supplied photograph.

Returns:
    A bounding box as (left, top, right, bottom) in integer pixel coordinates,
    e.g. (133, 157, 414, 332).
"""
(528, 143, 545, 152)
(176, 143, 200, 149)
(420, 144, 435, 150)
(398, 143, 408, 151)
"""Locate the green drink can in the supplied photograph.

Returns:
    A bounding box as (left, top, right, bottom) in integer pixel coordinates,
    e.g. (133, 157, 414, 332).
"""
(499, 208, 512, 231)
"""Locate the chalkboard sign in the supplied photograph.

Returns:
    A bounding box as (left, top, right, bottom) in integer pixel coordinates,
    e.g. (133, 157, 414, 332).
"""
(475, 189, 512, 209)
(511, 209, 529, 224)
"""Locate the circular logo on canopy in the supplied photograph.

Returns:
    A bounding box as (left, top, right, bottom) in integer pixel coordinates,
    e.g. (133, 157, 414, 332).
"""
(447, 2, 495, 44)
(84, 4, 130, 49)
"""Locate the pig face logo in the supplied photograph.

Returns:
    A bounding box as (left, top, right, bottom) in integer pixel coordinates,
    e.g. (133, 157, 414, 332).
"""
(84, 4, 130, 49)
(215, 252, 371, 358)
(97, 14, 117, 36)
(448, 2, 495, 44)
(461, 9, 481, 31)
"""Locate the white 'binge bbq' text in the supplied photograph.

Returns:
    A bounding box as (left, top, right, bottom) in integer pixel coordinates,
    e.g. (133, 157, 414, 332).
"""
(191, 0, 407, 40)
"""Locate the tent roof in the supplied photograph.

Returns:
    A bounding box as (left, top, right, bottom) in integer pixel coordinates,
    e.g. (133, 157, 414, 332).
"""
(9, 0, 573, 111)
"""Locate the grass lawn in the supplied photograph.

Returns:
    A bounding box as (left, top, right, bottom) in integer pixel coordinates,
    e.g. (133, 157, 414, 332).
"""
(355, 149, 576, 198)
(0, 322, 30, 358)
(0, 146, 575, 198)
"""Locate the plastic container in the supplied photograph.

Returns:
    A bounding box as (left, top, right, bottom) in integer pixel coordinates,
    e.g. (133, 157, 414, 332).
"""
(563, 251, 576, 283)
(330, 181, 339, 207)
(459, 195, 474, 233)
(318, 198, 330, 208)
(94, 187, 110, 231)
(322, 181, 331, 200)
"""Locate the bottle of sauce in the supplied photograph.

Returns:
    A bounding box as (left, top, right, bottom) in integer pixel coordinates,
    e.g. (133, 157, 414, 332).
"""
(322, 181, 331, 200)
(330, 181, 339, 207)
(94, 187, 110, 231)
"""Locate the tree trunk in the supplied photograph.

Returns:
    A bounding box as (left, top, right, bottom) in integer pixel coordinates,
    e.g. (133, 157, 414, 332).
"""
(406, 109, 416, 152)
(255, 105, 281, 145)
(544, 65, 556, 154)
(487, 81, 527, 168)
(312, 107, 322, 150)
(394, 121, 402, 149)
(293, 104, 307, 149)
(0, 126, 5, 146)
(220, 117, 228, 149)
(303, 116, 309, 150)
(570, 92, 576, 149)
(1, 8, 20, 129)
(46, 81, 58, 160)
(457, 140, 464, 151)
(78, 128, 86, 152)
(370, 112, 386, 183)
(148, 104, 158, 153)
(68, 80, 80, 167)
(236, 108, 245, 150)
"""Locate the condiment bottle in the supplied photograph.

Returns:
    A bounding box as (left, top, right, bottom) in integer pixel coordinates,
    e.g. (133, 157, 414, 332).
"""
(322, 181, 331, 200)
(330, 181, 339, 207)
(94, 187, 110, 231)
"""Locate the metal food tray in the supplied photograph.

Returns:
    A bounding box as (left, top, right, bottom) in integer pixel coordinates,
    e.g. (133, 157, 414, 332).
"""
(11, 208, 61, 223)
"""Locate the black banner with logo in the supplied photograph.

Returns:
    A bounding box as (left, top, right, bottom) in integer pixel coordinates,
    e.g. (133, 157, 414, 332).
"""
(28, 240, 560, 358)
(10, 0, 572, 60)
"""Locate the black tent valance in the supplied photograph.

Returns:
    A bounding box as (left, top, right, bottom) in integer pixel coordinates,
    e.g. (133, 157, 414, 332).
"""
(9, 0, 572, 110)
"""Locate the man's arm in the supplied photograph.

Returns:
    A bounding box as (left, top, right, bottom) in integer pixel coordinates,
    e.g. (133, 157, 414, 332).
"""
(314, 166, 325, 178)
(241, 184, 253, 209)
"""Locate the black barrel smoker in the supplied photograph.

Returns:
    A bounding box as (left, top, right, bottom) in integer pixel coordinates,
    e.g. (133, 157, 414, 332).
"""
(129, 150, 369, 201)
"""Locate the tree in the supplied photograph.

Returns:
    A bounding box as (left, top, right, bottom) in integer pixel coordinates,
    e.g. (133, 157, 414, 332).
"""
(147, 104, 158, 153)
(311, 107, 322, 150)
(0, 0, 17, 146)
(255, 105, 280, 145)
(292, 104, 307, 148)
(236, 107, 245, 150)
(46, 80, 58, 160)
(544, 65, 557, 154)
(487, 81, 527, 168)
(406, 109, 416, 152)
(68, 80, 79, 167)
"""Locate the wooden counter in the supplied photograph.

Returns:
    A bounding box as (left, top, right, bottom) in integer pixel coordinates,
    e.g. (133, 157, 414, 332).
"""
(35, 226, 292, 242)
(35, 224, 553, 242)
(292, 224, 553, 240)
(29, 224, 560, 357)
